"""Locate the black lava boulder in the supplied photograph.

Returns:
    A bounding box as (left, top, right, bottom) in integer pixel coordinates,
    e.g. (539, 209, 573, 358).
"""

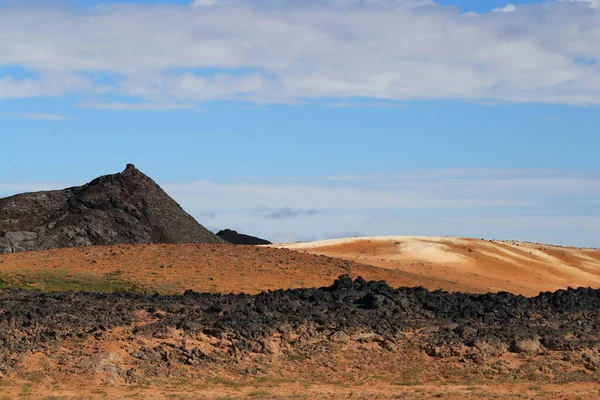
(216, 229, 271, 245)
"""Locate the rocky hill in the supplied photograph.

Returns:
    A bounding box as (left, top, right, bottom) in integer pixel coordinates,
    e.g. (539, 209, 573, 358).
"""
(0, 164, 224, 253)
(216, 229, 272, 245)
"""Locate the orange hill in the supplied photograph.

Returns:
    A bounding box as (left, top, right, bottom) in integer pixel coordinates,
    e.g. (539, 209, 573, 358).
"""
(271, 236, 600, 296)
(2, 237, 598, 297)
(0, 243, 424, 294)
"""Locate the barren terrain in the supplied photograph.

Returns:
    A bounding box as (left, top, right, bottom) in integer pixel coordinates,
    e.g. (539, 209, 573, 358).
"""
(0, 243, 422, 295)
(2, 276, 600, 399)
(273, 236, 600, 296)
(2, 240, 600, 398)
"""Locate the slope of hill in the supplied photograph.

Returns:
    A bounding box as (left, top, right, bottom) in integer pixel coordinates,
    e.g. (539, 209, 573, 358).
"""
(0, 164, 223, 253)
(0, 243, 421, 294)
(272, 236, 600, 296)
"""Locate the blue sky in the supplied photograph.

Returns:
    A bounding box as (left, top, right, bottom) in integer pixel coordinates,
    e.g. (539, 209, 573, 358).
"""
(1, 0, 599, 247)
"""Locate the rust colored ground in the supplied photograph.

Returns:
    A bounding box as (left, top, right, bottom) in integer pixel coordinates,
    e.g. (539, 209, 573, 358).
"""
(2, 240, 600, 398)
(0, 243, 423, 294)
(275, 236, 600, 296)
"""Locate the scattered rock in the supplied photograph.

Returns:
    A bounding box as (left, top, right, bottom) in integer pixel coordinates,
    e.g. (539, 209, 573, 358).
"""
(203, 328, 225, 339)
(474, 339, 508, 359)
(261, 340, 280, 356)
(184, 347, 210, 365)
(381, 340, 397, 352)
(510, 338, 543, 354)
(582, 351, 600, 371)
(80, 353, 123, 385)
(425, 346, 452, 359)
(330, 331, 350, 344)
(351, 332, 384, 343)
(466, 340, 508, 364)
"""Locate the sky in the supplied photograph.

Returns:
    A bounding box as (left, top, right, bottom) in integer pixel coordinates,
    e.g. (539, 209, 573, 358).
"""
(0, 0, 599, 247)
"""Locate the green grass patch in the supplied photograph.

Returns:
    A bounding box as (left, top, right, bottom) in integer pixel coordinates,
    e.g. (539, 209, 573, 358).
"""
(393, 381, 422, 386)
(287, 354, 308, 362)
(0, 270, 149, 294)
(248, 391, 270, 398)
(22, 372, 44, 384)
(205, 377, 247, 390)
(18, 384, 32, 397)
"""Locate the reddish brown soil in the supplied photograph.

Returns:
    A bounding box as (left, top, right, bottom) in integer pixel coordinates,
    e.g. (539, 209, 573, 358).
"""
(3, 241, 600, 398)
(0, 243, 424, 294)
(3, 326, 600, 399)
(3, 236, 599, 297)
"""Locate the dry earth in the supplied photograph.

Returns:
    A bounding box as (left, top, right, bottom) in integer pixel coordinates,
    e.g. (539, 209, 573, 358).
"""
(3, 236, 598, 297)
(0, 243, 422, 294)
(3, 349, 600, 399)
(2, 240, 600, 399)
(2, 275, 600, 399)
(272, 236, 600, 296)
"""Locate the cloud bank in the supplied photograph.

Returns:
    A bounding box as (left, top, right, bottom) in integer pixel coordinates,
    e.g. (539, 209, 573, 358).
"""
(0, 1, 599, 105)
(1, 169, 598, 247)
(0, 112, 67, 120)
(160, 169, 599, 247)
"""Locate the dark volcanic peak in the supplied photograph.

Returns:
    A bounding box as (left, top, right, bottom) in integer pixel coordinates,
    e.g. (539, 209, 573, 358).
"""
(217, 229, 272, 245)
(0, 165, 224, 253)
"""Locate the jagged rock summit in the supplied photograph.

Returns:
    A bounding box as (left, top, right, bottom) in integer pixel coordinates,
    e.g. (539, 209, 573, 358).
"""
(216, 229, 272, 245)
(0, 164, 224, 253)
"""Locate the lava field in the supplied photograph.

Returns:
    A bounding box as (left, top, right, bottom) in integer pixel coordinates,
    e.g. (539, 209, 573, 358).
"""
(2, 275, 600, 375)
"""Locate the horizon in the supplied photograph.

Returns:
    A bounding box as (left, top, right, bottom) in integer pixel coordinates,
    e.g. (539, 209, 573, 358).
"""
(2, 0, 599, 248)
(1, 163, 598, 248)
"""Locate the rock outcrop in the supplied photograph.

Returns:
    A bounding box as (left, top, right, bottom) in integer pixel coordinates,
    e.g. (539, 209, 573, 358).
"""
(0, 164, 224, 253)
(216, 229, 272, 245)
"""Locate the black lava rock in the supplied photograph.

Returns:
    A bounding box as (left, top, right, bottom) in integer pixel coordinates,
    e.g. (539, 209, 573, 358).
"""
(1, 275, 600, 370)
(0, 164, 225, 253)
(216, 229, 271, 245)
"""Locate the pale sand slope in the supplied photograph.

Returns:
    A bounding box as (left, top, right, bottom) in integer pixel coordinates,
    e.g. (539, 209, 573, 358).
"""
(270, 236, 600, 296)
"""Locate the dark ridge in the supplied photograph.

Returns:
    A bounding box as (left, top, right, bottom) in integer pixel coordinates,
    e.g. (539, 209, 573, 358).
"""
(0, 164, 225, 253)
(216, 229, 272, 245)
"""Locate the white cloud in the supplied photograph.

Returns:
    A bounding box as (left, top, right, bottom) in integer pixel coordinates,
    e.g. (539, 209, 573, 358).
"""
(0, 1, 599, 104)
(160, 169, 600, 247)
(0, 77, 66, 99)
(324, 101, 404, 108)
(0, 73, 104, 99)
(163, 170, 600, 212)
(0, 112, 67, 120)
(78, 102, 199, 111)
(558, 0, 600, 8)
(191, 0, 220, 6)
(493, 4, 516, 12)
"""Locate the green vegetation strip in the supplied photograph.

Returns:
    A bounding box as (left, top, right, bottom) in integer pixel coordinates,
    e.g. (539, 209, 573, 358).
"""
(0, 269, 149, 294)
